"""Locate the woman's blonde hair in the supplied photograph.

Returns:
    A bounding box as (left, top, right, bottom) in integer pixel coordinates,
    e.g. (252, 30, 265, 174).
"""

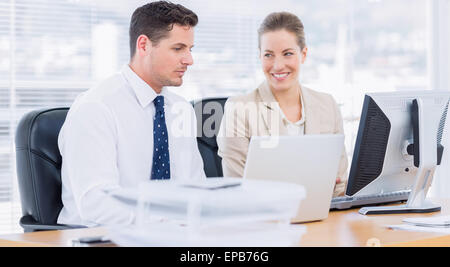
(258, 12, 306, 49)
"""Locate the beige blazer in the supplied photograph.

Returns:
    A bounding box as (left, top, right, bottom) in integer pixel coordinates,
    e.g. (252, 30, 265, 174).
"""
(217, 81, 349, 197)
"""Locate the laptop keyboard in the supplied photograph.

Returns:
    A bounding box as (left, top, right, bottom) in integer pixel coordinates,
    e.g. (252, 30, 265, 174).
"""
(330, 190, 411, 210)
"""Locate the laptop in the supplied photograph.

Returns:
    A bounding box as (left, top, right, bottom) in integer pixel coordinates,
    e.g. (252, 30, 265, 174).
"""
(243, 135, 344, 223)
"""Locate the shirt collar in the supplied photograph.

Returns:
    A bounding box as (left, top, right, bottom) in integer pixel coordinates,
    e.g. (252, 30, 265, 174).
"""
(121, 64, 172, 108)
(280, 93, 306, 125)
(258, 81, 306, 124)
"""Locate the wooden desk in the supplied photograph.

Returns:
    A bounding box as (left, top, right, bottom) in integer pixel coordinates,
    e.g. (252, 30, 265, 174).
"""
(299, 198, 450, 247)
(1, 199, 449, 247)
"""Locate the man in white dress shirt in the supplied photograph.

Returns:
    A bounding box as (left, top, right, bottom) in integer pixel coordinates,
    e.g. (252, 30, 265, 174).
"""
(57, 1, 206, 227)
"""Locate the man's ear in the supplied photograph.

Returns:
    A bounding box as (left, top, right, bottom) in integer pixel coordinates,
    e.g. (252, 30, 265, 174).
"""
(136, 34, 152, 56)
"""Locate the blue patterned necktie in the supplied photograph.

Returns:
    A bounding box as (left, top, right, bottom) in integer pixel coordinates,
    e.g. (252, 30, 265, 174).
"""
(151, 95, 171, 180)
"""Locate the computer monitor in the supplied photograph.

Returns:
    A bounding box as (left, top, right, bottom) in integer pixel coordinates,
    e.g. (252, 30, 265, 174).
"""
(345, 91, 450, 214)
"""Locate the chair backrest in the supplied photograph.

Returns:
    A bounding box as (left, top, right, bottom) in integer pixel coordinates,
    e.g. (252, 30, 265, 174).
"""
(15, 108, 69, 226)
(192, 97, 228, 177)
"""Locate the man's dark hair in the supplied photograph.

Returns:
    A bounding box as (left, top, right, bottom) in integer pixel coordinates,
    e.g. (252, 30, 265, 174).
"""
(129, 1, 198, 58)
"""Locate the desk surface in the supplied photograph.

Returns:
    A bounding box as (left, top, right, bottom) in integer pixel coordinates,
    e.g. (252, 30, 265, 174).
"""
(1, 199, 450, 247)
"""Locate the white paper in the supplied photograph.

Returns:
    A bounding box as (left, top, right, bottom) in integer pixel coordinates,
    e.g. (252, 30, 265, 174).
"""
(403, 215, 450, 227)
(108, 222, 305, 247)
(387, 224, 450, 234)
(109, 178, 305, 226)
(178, 177, 242, 190)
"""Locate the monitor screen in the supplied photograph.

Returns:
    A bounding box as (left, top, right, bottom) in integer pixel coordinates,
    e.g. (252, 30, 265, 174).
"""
(346, 91, 450, 197)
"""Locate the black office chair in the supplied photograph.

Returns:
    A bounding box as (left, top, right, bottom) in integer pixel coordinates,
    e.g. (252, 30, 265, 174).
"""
(15, 99, 228, 232)
(192, 97, 228, 177)
(15, 108, 85, 232)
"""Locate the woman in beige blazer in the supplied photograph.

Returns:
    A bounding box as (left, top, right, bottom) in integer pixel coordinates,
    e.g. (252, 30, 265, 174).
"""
(217, 12, 348, 197)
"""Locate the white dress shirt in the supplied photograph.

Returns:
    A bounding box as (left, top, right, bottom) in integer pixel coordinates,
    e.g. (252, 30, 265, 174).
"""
(57, 65, 206, 227)
(279, 93, 306, 136)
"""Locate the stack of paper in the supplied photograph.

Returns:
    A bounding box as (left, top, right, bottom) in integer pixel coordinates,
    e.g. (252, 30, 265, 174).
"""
(403, 215, 450, 228)
(108, 178, 307, 246)
(108, 222, 306, 247)
(388, 215, 450, 234)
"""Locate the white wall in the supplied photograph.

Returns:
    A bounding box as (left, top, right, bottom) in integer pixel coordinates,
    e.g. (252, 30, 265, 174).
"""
(428, 0, 450, 198)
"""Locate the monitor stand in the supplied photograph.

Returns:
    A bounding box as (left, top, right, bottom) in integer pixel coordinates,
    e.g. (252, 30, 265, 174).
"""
(359, 97, 445, 215)
(359, 169, 442, 214)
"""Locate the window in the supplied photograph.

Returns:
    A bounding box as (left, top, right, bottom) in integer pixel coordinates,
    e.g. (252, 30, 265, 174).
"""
(0, 0, 432, 233)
